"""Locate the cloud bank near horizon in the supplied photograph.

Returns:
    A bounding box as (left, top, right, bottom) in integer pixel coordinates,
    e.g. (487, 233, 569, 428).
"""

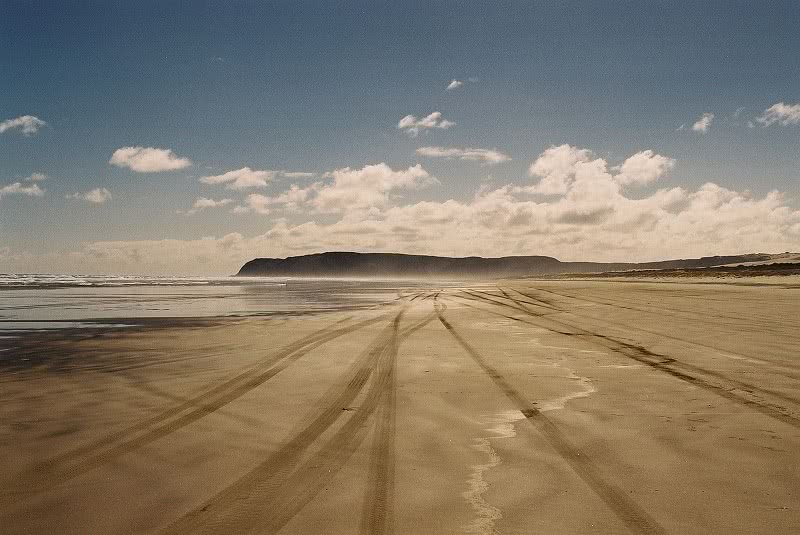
(3, 144, 798, 275)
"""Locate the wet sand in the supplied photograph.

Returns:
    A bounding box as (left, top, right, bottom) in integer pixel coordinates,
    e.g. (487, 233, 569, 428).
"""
(1, 279, 798, 534)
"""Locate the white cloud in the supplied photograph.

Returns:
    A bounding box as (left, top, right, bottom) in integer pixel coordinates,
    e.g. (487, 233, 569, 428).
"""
(312, 163, 435, 213)
(282, 171, 316, 179)
(0, 182, 45, 199)
(68, 188, 112, 204)
(416, 146, 511, 164)
(110, 147, 192, 172)
(397, 112, 455, 136)
(200, 167, 275, 189)
(756, 102, 800, 126)
(614, 150, 676, 186)
(45, 166, 797, 275)
(187, 197, 232, 214)
(233, 163, 435, 215)
(7, 146, 800, 275)
(525, 145, 675, 198)
(235, 194, 272, 215)
(0, 115, 47, 136)
(691, 112, 714, 133)
(24, 172, 48, 182)
(447, 78, 479, 90)
(526, 144, 594, 195)
(235, 185, 314, 215)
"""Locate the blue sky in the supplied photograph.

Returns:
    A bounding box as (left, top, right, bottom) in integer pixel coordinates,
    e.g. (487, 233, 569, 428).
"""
(1, 1, 799, 274)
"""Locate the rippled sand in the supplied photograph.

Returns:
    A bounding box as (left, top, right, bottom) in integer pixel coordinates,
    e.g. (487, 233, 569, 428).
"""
(1, 279, 798, 534)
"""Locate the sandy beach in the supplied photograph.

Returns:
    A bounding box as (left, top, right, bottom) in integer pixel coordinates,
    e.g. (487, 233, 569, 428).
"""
(1, 279, 798, 534)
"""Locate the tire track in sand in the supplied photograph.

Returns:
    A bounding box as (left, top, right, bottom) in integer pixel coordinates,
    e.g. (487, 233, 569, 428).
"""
(161, 307, 436, 535)
(454, 289, 800, 429)
(0, 313, 391, 512)
(435, 301, 667, 535)
(513, 287, 800, 380)
(358, 299, 439, 535)
(498, 288, 800, 425)
(359, 331, 399, 535)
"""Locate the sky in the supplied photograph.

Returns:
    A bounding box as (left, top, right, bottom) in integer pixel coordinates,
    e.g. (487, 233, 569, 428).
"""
(1, 0, 799, 275)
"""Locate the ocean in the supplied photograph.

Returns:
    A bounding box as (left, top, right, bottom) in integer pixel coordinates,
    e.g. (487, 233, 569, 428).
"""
(0, 274, 451, 331)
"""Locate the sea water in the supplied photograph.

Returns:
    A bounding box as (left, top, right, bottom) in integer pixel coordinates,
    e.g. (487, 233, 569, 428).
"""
(0, 274, 445, 331)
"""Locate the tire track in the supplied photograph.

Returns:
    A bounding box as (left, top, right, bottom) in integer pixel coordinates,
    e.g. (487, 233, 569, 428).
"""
(241, 310, 435, 535)
(358, 300, 440, 535)
(480, 288, 800, 417)
(517, 287, 800, 372)
(359, 334, 398, 535)
(503, 288, 800, 401)
(0, 313, 390, 511)
(161, 308, 436, 535)
(533, 285, 800, 334)
(435, 302, 667, 535)
(118, 373, 263, 430)
(458, 289, 800, 428)
(442, 293, 563, 332)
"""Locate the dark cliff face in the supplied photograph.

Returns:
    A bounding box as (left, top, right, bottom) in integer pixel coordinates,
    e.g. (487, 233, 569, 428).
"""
(235, 252, 771, 278)
(236, 252, 564, 278)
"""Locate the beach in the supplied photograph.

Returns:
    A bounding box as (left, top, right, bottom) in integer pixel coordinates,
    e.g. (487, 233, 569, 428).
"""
(1, 278, 798, 534)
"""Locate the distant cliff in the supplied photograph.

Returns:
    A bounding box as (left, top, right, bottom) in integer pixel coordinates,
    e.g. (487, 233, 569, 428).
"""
(235, 252, 771, 278)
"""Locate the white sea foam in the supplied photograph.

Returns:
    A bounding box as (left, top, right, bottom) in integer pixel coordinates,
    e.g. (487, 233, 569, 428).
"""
(463, 410, 526, 535)
(537, 371, 596, 412)
(0, 273, 285, 289)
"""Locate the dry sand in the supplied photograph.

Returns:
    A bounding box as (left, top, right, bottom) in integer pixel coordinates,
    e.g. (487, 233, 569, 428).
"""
(1, 279, 799, 534)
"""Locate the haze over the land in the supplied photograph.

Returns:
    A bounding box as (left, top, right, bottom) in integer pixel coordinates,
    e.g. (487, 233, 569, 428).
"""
(2, 2, 800, 275)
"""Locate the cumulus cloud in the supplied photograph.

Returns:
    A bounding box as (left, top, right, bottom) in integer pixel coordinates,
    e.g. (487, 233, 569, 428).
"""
(397, 112, 455, 136)
(416, 146, 511, 164)
(187, 197, 232, 214)
(692, 112, 714, 133)
(234, 194, 271, 215)
(525, 144, 594, 195)
(232, 163, 434, 215)
(282, 171, 316, 179)
(614, 150, 676, 186)
(313, 163, 434, 212)
(24, 172, 48, 182)
(524, 145, 675, 196)
(45, 165, 797, 275)
(200, 167, 275, 189)
(446, 80, 463, 91)
(67, 188, 112, 204)
(232, 148, 791, 266)
(0, 115, 47, 136)
(236, 185, 312, 214)
(756, 102, 800, 126)
(8, 145, 800, 275)
(0, 182, 45, 199)
(110, 147, 192, 172)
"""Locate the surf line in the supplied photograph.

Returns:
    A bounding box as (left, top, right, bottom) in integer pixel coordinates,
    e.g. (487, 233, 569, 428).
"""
(463, 410, 526, 535)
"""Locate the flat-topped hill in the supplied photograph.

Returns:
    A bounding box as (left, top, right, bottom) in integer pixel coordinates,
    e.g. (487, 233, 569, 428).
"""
(236, 251, 773, 278)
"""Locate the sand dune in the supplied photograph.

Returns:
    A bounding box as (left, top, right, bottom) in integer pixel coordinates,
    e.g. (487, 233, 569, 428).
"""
(1, 280, 798, 533)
